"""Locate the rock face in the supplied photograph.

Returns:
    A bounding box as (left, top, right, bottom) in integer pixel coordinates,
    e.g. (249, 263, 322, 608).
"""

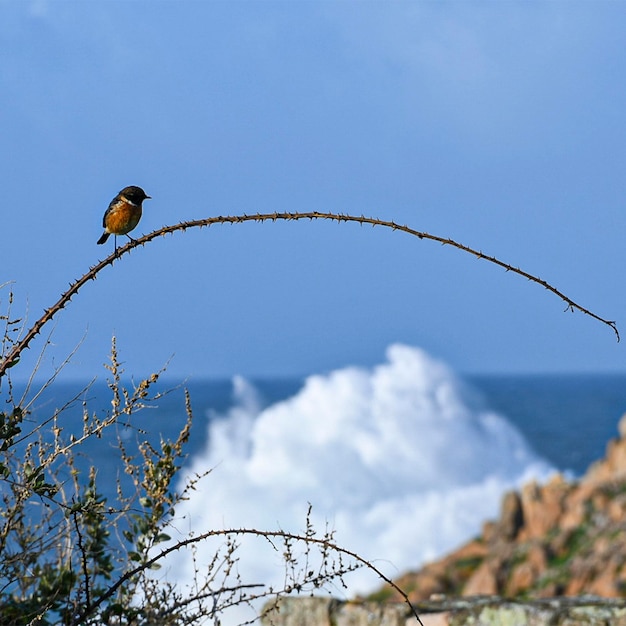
(373, 413, 626, 604)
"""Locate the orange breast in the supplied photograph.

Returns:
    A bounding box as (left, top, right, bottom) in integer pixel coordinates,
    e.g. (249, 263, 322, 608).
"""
(105, 203, 142, 235)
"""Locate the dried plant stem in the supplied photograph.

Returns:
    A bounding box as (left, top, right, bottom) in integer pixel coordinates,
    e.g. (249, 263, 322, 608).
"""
(78, 527, 425, 626)
(73, 510, 91, 609)
(0, 211, 617, 379)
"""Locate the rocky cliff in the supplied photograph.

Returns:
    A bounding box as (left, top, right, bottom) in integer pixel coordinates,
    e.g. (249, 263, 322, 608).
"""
(371, 413, 626, 603)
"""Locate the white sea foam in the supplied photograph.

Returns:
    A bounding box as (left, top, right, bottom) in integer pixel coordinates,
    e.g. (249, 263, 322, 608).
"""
(165, 344, 554, 602)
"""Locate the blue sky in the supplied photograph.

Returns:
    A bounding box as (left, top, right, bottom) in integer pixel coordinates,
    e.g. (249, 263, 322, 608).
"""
(2, 0, 626, 381)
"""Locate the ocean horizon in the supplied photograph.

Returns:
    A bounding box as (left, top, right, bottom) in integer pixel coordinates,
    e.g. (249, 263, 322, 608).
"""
(18, 365, 626, 476)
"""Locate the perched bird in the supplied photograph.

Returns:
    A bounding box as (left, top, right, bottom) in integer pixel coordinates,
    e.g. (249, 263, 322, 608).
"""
(97, 186, 151, 248)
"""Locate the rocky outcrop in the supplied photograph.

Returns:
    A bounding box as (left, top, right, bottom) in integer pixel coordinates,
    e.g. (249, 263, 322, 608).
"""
(373, 413, 626, 603)
(262, 595, 626, 626)
(260, 414, 626, 626)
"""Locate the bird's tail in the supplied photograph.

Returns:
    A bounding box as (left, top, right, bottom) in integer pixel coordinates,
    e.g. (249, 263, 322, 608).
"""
(97, 232, 110, 245)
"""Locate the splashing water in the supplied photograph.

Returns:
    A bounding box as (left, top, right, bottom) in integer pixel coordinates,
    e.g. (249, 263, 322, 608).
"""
(166, 344, 553, 595)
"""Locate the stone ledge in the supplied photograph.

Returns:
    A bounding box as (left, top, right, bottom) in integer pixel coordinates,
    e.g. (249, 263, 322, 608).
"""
(261, 595, 626, 626)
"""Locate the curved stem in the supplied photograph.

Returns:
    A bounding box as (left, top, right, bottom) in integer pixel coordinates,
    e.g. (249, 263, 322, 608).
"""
(0, 211, 618, 379)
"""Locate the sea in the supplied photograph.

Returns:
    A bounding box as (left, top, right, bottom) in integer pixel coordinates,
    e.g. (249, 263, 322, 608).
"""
(8, 343, 626, 605)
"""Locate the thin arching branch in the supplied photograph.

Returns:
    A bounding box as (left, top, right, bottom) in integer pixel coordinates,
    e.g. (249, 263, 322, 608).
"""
(0, 211, 618, 379)
(76, 527, 425, 626)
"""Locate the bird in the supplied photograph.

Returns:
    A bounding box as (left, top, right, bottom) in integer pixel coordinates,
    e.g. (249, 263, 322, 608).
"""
(97, 185, 151, 248)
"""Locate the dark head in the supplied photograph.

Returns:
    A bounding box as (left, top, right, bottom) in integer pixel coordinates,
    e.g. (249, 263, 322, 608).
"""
(120, 186, 151, 205)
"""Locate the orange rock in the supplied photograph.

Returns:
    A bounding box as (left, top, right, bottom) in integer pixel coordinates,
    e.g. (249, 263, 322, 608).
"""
(496, 491, 524, 541)
(448, 539, 489, 562)
(519, 481, 566, 540)
(527, 543, 548, 573)
(506, 543, 548, 596)
(482, 521, 497, 544)
(585, 414, 626, 484)
(565, 557, 595, 595)
(608, 494, 626, 522)
(462, 560, 499, 596)
(589, 562, 620, 597)
(508, 562, 535, 595)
